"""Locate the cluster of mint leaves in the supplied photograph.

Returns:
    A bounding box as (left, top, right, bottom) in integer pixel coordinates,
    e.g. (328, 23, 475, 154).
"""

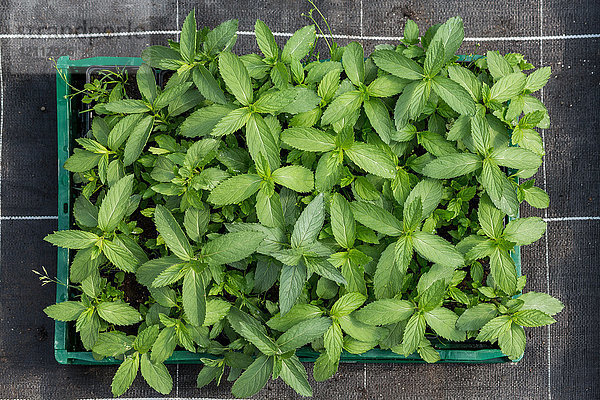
(44, 10, 564, 398)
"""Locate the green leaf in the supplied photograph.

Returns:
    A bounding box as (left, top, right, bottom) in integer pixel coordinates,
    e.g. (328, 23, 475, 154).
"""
(350, 202, 403, 236)
(93, 331, 134, 357)
(355, 299, 414, 325)
(418, 279, 446, 311)
(208, 174, 262, 206)
(401, 313, 426, 356)
(424, 40, 445, 77)
(394, 80, 430, 128)
(97, 301, 142, 325)
(512, 309, 556, 327)
(253, 89, 298, 114)
(97, 174, 134, 232)
(367, 75, 407, 98)
(111, 353, 139, 397)
(136, 64, 157, 102)
(432, 75, 476, 115)
(281, 127, 336, 152)
(142, 45, 183, 70)
(429, 16, 464, 63)
(486, 51, 512, 80)
(151, 327, 177, 363)
(204, 19, 239, 57)
(276, 317, 331, 352)
(490, 72, 527, 102)
(364, 97, 395, 143)
(490, 146, 541, 170)
(204, 299, 231, 326)
(202, 231, 265, 265)
(423, 307, 465, 341)
(478, 194, 505, 239)
(456, 303, 498, 331)
(338, 315, 384, 343)
(63, 148, 102, 172)
(183, 207, 210, 243)
(525, 67, 551, 93)
(412, 231, 464, 268)
(281, 25, 316, 63)
(498, 322, 525, 360)
(313, 351, 339, 382)
(123, 115, 154, 166)
(256, 190, 285, 229)
(140, 353, 173, 395)
(192, 64, 227, 104)
(219, 51, 253, 105)
(183, 267, 206, 326)
(44, 301, 86, 321)
(517, 292, 564, 316)
(279, 263, 307, 314)
(44, 230, 99, 249)
(73, 195, 98, 228)
(134, 325, 160, 354)
(76, 308, 100, 350)
(246, 113, 280, 170)
(480, 159, 519, 217)
(255, 19, 279, 59)
(374, 242, 407, 299)
(345, 142, 397, 179)
(102, 239, 140, 273)
(291, 193, 325, 248)
(324, 321, 343, 357)
(267, 303, 323, 331)
(503, 217, 546, 245)
(70, 247, 103, 283)
(231, 355, 273, 398)
(180, 10, 197, 63)
(227, 308, 278, 355)
(321, 90, 363, 126)
(372, 49, 424, 80)
(279, 355, 312, 397)
(181, 104, 235, 137)
(272, 165, 314, 192)
(490, 248, 517, 295)
(154, 205, 193, 261)
(342, 42, 365, 86)
(422, 153, 481, 179)
(330, 193, 356, 249)
(448, 65, 481, 101)
(330, 292, 366, 318)
(102, 99, 149, 114)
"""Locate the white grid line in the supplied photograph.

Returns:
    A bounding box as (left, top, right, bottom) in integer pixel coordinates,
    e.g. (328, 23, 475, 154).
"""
(176, 0, 180, 42)
(1, 215, 598, 222)
(539, 0, 552, 398)
(360, 0, 364, 38)
(0, 31, 598, 41)
(0, 215, 58, 220)
(0, 42, 4, 280)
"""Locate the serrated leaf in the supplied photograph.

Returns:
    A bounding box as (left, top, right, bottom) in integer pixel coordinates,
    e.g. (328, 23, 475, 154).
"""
(97, 301, 142, 325)
(231, 355, 273, 398)
(202, 231, 265, 265)
(456, 303, 498, 331)
(208, 174, 262, 206)
(281, 127, 336, 152)
(350, 201, 403, 236)
(44, 301, 86, 321)
(97, 174, 134, 232)
(272, 165, 314, 193)
(281, 25, 316, 63)
(219, 52, 253, 105)
(183, 267, 206, 326)
(342, 41, 365, 86)
(345, 142, 397, 179)
(140, 353, 173, 395)
(154, 205, 193, 261)
(330, 193, 356, 249)
(503, 217, 546, 245)
(372, 49, 424, 80)
(291, 193, 325, 248)
(44, 230, 99, 249)
(227, 308, 278, 355)
(276, 317, 331, 352)
(279, 263, 307, 315)
(355, 299, 414, 325)
(193, 64, 227, 104)
(423, 306, 465, 341)
(123, 115, 154, 166)
(111, 354, 139, 397)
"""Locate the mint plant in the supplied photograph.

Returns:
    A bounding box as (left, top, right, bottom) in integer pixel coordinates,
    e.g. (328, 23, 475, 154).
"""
(44, 9, 563, 398)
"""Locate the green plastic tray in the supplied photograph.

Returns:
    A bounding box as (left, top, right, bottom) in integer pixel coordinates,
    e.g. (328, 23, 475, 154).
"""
(55, 55, 519, 366)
